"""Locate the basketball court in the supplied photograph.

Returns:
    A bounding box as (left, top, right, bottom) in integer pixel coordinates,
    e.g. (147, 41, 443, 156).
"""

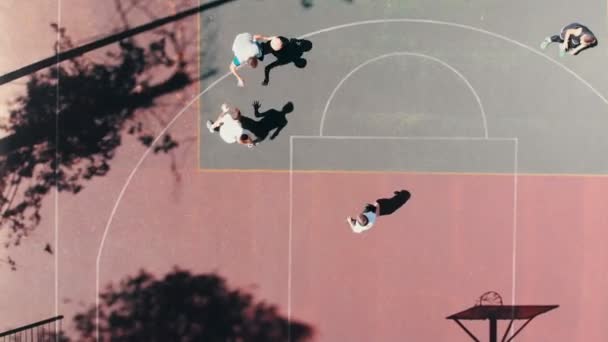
(4, 1, 607, 341)
(188, 3, 608, 339)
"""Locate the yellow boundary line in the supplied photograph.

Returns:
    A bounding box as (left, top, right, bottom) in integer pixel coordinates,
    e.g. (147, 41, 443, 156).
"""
(194, 168, 608, 178)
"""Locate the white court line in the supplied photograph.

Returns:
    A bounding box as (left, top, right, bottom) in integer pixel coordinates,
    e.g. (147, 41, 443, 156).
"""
(509, 138, 519, 338)
(288, 135, 519, 338)
(94, 74, 230, 341)
(319, 52, 489, 138)
(300, 19, 608, 106)
(287, 135, 294, 342)
(55, 0, 62, 327)
(293, 135, 512, 141)
(95, 18, 607, 340)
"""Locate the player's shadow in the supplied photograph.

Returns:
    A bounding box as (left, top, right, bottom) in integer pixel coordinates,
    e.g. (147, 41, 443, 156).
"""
(240, 101, 295, 143)
(377, 190, 411, 216)
(262, 38, 313, 86)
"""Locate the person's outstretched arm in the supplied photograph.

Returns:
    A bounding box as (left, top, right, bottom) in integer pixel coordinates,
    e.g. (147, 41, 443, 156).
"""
(210, 110, 228, 130)
(346, 216, 357, 231)
(561, 29, 574, 50)
(230, 62, 245, 87)
(253, 34, 273, 42)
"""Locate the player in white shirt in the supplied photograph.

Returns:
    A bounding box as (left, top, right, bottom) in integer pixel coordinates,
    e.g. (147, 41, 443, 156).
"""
(206, 104, 255, 147)
(230, 32, 285, 87)
(347, 202, 380, 234)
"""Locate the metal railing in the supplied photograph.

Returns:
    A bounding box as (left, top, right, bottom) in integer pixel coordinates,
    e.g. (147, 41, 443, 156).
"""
(0, 316, 64, 341)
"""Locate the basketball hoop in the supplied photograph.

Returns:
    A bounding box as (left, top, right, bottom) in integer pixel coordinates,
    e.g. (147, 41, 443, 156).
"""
(476, 291, 503, 306)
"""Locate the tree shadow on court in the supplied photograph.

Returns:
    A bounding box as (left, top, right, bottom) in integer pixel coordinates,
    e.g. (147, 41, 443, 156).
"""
(377, 190, 411, 216)
(0, 0, 220, 270)
(240, 101, 295, 143)
(69, 268, 314, 341)
(261, 38, 313, 86)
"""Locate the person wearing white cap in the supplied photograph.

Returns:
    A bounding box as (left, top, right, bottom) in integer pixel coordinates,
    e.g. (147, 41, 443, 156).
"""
(229, 33, 285, 87)
(206, 104, 255, 148)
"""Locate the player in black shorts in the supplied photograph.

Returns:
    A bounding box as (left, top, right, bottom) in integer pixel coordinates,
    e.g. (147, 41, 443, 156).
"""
(540, 23, 598, 56)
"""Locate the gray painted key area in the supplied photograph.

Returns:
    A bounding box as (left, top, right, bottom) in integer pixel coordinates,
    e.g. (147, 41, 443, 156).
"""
(199, 0, 608, 174)
(291, 137, 516, 173)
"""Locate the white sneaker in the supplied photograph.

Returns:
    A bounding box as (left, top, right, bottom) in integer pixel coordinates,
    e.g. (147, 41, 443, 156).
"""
(540, 38, 550, 50)
(206, 120, 214, 133)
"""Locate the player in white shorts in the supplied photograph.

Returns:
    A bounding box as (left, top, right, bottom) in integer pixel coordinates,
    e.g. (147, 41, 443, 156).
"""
(206, 104, 255, 147)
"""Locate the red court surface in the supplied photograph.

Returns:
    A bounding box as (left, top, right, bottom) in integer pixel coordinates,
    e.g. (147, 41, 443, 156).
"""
(284, 172, 608, 341)
(290, 172, 515, 341)
(5, 162, 608, 341)
(87, 169, 608, 341)
(4, 1, 608, 340)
